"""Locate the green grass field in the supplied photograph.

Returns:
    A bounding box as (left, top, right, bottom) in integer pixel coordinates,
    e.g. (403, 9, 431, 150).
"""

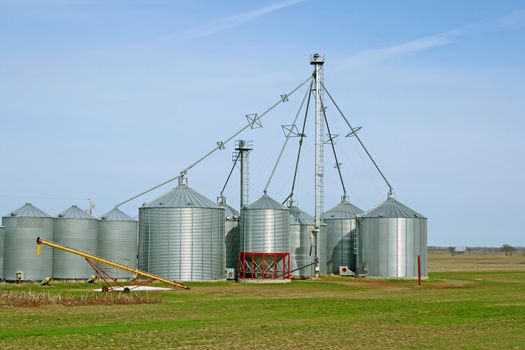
(1, 253, 524, 349)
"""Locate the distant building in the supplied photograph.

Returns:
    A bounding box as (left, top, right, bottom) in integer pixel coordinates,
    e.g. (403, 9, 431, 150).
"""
(452, 247, 468, 256)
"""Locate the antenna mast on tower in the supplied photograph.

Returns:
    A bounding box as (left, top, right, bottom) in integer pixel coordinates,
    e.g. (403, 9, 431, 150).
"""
(311, 53, 325, 277)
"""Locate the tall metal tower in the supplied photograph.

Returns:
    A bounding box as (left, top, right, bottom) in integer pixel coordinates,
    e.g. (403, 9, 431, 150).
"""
(311, 53, 325, 277)
(234, 140, 253, 208)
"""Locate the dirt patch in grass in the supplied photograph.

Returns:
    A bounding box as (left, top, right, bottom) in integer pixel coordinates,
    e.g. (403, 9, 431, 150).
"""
(180, 276, 478, 298)
(425, 282, 472, 289)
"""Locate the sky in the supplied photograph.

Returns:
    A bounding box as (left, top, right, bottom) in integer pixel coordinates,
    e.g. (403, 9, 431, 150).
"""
(0, 0, 524, 247)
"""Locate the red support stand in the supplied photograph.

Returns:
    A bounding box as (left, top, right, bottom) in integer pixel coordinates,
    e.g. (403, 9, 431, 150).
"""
(288, 254, 292, 278)
(273, 255, 277, 279)
(238, 252, 291, 282)
(262, 253, 265, 280)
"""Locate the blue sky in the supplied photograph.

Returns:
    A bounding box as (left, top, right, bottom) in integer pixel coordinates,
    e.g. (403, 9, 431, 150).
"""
(0, 0, 524, 246)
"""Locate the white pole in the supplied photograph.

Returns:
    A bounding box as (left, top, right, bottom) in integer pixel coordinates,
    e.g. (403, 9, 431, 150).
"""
(311, 53, 325, 277)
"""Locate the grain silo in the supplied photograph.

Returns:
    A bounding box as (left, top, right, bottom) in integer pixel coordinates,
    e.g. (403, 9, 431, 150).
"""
(240, 194, 289, 253)
(2, 203, 54, 281)
(238, 195, 290, 281)
(53, 205, 98, 279)
(358, 197, 427, 278)
(321, 198, 364, 275)
(138, 178, 225, 281)
(98, 208, 138, 280)
(0, 226, 5, 280)
(222, 202, 240, 277)
(288, 204, 315, 277)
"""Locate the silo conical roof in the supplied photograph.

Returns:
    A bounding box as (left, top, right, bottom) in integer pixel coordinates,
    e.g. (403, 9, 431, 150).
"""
(57, 205, 96, 219)
(289, 205, 315, 225)
(145, 183, 220, 209)
(323, 200, 364, 219)
(362, 197, 425, 219)
(5, 203, 52, 218)
(246, 194, 287, 210)
(100, 207, 135, 221)
(222, 203, 239, 220)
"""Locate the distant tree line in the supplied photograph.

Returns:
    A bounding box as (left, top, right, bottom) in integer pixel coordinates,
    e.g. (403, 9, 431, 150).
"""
(429, 245, 524, 255)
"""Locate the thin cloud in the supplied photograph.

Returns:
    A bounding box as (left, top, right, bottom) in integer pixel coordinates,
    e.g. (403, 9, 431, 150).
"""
(496, 9, 525, 31)
(342, 34, 454, 68)
(339, 9, 525, 69)
(184, 0, 304, 39)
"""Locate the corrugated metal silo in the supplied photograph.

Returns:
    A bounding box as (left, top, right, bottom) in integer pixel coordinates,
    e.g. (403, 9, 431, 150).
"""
(2, 203, 54, 281)
(358, 197, 427, 278)
(138, 180, 225, 281)
(288, 205, 315, 277)
(321, 198, 364, 275)
(98, 208, 138, 280)
(240, 195, 289, 253)
(53, 205, 98, 279)
(222, 203, 240, 274)
(0, 226, 5, 280)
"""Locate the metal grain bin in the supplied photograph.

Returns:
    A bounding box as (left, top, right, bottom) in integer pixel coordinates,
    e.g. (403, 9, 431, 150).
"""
(53, 205, 98, 279)
(0, 226, 5, 280)
(98, 208, 138, 280)
(2, 203, 54, 281)
(222, 203, 240, 274)
(321, 198, 364, 275)
(358, 197, 427, 278)
(240, 194, 289, 253)
(289, 205, 315, 277)
(139, 180, 225, 281)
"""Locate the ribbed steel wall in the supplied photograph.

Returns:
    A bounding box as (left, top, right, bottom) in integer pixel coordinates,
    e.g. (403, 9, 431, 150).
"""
(222, 203, 240, 274)
(53, 217, 98, 279)
(319, 227, 328, 275)
(240, 206, 289, 253)
(2, 216, 53, 281)
(289, 222, 315, 277)
(98, 219, 137, 279)
(321, 218, 358, 274)
(321, 200, 363, 275)
(139, 207, 225, 281)
(358, 217, 427, 278)
(288, 205, 316, 277)
(0, 227, 5, 280)
(225, 219, 239, 272)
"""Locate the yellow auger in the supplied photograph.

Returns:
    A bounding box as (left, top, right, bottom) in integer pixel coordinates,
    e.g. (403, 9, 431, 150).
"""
(36, 237, 189, 290)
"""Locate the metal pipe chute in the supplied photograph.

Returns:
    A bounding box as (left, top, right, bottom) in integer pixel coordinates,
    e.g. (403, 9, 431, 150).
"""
(36, 237, 189, 290)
